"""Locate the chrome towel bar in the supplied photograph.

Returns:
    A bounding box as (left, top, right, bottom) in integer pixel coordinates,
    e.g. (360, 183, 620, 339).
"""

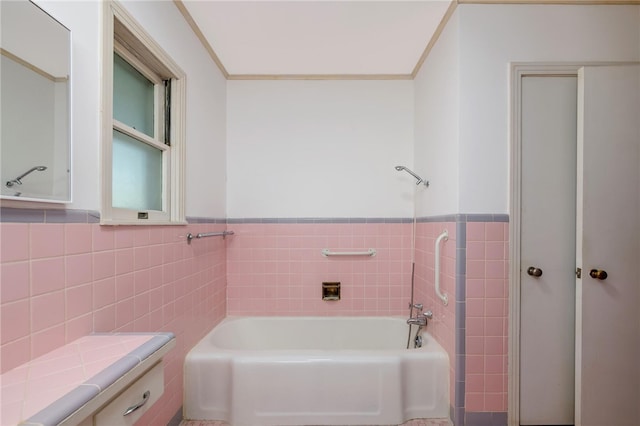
(321, 248, 376, 257)
(187, 230, 234, 244)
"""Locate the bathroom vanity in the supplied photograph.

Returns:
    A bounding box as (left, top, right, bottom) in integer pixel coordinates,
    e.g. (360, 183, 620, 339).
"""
(1, 333, 175, 426)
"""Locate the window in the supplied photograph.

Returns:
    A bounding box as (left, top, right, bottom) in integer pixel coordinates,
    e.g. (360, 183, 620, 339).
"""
(102, 1, 185, 224)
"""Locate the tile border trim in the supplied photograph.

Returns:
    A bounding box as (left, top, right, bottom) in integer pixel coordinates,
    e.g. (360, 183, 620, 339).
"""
(186, 217, 226, 224)
(168, 407, 183, 426)
(425, 215, 509, 426)
(0, 208, 509, 224)
(457, 216, 509, 426)
(417, 214, 509, 223)
(465, 411, 508, 426)
(226, 217, 415, 224)
(0, 207, 101, 223)
(0, 207, 226, 224)
(454, 219, 467, 426)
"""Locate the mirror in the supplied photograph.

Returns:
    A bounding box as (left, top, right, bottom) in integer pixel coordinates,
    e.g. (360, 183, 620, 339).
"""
(1, 0, 71, 202)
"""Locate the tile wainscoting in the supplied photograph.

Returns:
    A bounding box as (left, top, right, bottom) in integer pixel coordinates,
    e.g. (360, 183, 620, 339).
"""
(414, 215, 509, 426)
(1, 209, 508, 426)
(225, 215, 508, 426)
(0, 209, 227, 425)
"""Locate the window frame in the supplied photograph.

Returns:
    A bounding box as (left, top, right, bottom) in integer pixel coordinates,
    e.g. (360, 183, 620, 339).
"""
(102, 0, 186, 225)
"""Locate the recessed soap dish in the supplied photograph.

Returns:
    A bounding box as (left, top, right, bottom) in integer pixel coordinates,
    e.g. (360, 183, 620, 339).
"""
(322, 282, 340, 301)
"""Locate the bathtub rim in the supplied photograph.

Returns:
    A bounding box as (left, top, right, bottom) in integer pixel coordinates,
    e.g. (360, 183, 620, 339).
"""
(186, 315, 448, 357)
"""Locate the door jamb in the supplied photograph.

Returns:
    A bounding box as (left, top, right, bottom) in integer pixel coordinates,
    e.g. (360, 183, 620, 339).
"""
(510, 62, 640, 426)
(508, 62, 586, 426)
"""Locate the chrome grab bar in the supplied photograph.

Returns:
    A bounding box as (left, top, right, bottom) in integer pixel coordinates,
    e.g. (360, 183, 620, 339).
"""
(435, 230, 449, 306)
(321, 248, 376, 257)
(186, 230, 234, 244)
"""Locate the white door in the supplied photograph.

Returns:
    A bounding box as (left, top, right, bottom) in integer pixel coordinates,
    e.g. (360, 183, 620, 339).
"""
(519, 75, 577, 425)
(575, 64, 640, 426)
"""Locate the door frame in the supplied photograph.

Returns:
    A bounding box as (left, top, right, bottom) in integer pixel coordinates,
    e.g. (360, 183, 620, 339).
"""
(507, 62, 633, 426)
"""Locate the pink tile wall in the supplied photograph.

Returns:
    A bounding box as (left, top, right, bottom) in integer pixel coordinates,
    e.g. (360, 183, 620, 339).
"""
(1, 218, 509, 424)
(226, 222, 413, 316)
(414, 219, 510, 418)
(414, 221, 458, 405)
(465, 222, 509, 413)
(0, 222, 228, 425)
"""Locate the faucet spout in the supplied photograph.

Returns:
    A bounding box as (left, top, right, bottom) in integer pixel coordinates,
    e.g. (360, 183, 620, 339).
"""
(406, 317, 427, 326)
(407, 310, 432, 327)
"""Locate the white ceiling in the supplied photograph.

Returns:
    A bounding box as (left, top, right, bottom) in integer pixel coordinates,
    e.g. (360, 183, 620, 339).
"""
(180, 1, 452, 77)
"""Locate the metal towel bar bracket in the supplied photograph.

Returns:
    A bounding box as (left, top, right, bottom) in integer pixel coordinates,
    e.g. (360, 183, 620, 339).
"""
(187, 230, 234, 244)
(321, 248, 376, 257)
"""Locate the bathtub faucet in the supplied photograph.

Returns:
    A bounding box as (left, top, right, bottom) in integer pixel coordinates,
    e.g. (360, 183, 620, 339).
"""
(406, 310, 433, 327)
(407, 317, 426, 326)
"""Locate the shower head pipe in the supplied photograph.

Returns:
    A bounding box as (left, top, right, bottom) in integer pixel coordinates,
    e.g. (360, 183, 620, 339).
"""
(395, 165, 429, 187)
(5, 166, 47, 187)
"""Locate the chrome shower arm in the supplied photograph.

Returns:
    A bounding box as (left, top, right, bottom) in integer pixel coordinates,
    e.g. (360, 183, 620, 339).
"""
(6, 166, 47, 187)
(395, 165, 429, 187)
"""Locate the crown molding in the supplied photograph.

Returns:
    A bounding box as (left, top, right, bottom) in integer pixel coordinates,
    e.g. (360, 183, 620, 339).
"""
(460, 0, 639, 3)
(227, 74, 413, 81)
(411, 0, 458, 78)
(172, 0, 450, 81)
(1, 48, 67, 82)
(173, 0, 229, 79)
(175, 0, 639, 81)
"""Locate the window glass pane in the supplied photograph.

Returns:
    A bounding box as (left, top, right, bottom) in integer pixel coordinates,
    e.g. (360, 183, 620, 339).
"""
(113, 53, 154, 137)
(112, 129, 162, 211)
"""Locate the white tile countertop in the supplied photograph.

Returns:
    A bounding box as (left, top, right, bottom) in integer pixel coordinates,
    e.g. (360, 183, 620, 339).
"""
(1, 332, 175, 426)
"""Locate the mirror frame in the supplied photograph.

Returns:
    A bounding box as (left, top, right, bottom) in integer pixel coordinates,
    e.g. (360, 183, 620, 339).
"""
(0, 0, 72, 203)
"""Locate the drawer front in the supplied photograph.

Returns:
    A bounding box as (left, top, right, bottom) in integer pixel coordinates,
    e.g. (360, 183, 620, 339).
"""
(95, 362, 164, 426)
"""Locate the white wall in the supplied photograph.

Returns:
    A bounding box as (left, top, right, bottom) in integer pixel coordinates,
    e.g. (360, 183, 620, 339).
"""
(31, 0, 100, 209)
(31, 0, 227, 217)
(1, 56, 57, 198)
(457, 4, 640, 214)
(226, 80, 415, 218)
(414, 4, 640, 216)
(414, 11, 460, 217)
(19, 3, 639, 218)
(120, 0, 227, 218)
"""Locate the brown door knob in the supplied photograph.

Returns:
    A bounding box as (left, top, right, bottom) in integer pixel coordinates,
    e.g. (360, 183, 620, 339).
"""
(527, 266, 543, 277)
(589, 269, 608, 280)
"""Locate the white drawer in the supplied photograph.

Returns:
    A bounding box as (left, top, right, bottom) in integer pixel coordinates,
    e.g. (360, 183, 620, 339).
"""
(94, 362, 164, 426)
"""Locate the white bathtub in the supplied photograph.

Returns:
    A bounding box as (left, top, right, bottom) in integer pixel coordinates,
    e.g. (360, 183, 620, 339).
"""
(184, 316, 449, 426)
